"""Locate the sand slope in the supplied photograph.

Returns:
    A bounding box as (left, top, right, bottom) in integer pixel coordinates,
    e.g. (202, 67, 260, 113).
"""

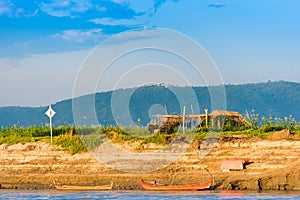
(0, 133, 299, 190)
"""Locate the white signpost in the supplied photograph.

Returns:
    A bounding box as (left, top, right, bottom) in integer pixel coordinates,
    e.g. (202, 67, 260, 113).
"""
(45, 105, 56, 144)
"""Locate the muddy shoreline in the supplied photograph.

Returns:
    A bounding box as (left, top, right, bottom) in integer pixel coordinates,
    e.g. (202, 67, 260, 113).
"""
(0, 135, 299, 191)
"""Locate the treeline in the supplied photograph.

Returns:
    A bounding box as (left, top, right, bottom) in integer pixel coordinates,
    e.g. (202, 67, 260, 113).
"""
(1, 81, 300, 127)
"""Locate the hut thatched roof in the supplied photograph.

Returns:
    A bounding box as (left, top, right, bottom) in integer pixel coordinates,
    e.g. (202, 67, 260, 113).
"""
(155, 110, 252, 128)
(211, 110, 240, 117)
(211, 110, 251, 127)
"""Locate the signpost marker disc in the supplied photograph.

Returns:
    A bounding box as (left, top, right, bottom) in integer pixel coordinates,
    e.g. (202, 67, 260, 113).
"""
(45, 105, 56, 143)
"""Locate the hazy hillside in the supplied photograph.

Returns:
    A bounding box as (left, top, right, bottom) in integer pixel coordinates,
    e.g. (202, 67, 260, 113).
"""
(0, 81, 299, 127)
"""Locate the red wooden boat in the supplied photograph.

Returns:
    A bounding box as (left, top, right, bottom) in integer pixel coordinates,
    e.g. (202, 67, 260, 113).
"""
(140, 179, 212, 191)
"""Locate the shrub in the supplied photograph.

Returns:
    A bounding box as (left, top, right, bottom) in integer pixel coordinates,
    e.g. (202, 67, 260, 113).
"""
(53, 129, 86, 155)
(259, 125, 286, 133)
(101, 126, 122, 134)
(142, 133, 166, 145)
(194, 132, 207, 140)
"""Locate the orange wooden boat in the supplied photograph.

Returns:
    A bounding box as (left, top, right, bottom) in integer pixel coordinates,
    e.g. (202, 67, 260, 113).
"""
(140, 179, 212, 191)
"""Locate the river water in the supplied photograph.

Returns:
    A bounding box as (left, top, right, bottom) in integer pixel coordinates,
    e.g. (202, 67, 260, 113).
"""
(0, 190, 299, 200)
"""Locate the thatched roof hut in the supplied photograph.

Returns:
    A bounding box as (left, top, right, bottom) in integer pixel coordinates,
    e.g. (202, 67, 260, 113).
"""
(151, 110, 251, 133)
(211, 110, 252, 127)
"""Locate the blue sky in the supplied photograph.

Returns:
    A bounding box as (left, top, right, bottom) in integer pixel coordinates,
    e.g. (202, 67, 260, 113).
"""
(0, 0, 300, 106)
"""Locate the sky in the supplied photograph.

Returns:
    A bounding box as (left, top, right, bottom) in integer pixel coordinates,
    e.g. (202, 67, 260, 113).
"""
(0, 0, 300, 106)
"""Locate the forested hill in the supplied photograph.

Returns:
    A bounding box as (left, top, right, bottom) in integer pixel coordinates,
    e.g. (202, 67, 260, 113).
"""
(0, 81, 299, 127)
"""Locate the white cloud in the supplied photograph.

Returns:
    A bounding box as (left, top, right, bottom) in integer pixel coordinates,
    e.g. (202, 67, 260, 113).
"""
(109, 28, 157, 43)
(52, 29, 106, 43)
(0, 0, 13, 15)
(24, 9, 39, 17)
(111, 0, 128, 5)
(90, 17, 139, 26)
(0, 1, 39, 17)
(40, 0, 92, 17)
(15, 7, 24, 16)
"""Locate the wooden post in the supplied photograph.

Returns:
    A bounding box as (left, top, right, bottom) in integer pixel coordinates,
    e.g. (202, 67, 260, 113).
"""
(217, 117, 221, 129)
(137, 118, 141, 136)
(183, 106, 186, 134)
(204, 109, 208, 128)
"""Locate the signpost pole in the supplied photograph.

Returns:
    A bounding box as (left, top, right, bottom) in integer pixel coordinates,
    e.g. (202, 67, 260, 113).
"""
(45, 105, 56, 144)
(50, 113, 53, 144)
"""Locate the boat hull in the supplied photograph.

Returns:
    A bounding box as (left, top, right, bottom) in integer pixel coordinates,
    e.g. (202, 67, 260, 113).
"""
(140, 179, 212, 191)
(54, 182, 113, 191)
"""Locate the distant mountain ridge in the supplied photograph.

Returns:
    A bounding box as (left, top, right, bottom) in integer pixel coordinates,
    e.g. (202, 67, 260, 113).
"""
(0, 81, 299, 127)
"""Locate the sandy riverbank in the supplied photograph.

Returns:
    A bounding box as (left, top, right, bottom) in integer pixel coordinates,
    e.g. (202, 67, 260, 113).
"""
(0, 131, 299, 191)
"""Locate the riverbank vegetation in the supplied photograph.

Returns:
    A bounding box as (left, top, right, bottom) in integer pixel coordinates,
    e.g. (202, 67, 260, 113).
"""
(1, 115, 300, 154)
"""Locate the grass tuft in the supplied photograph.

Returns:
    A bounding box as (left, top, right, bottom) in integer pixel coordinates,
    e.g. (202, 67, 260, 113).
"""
(53, 129, 86, 155)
